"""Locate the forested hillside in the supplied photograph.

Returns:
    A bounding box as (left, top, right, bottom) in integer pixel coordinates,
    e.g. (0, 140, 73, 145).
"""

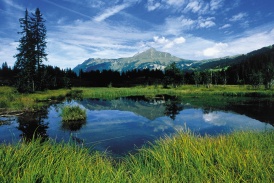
(226, 45, 274, 88)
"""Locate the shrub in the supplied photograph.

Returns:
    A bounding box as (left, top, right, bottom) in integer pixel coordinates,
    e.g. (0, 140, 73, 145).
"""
(61, 105, 86, 122)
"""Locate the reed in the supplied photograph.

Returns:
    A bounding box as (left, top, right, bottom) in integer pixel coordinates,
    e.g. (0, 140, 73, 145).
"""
(0, 131, 273, 182)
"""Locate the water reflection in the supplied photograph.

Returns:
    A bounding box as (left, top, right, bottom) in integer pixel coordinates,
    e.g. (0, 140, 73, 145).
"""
(0, 95, 273, 156)
(17, 108, 49, 141)
(227, 100, 274, 126)
(61, 120, 86, 132)
(164, 97, 184, 120)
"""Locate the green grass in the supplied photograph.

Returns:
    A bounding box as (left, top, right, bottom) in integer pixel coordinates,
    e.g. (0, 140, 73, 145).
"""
(0, 130, 273, 182)
(78, 85, 274, 99)
(0, 87, 69, 112)
(1, 85, 274, 113)
(61, 105, 86, 122)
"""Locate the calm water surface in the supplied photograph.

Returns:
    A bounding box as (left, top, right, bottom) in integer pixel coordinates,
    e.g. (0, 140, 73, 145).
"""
(0, 96, 273, 156)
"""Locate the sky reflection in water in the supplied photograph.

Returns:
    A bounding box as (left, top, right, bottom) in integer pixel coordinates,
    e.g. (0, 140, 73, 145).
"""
(0, 97, 273, 156)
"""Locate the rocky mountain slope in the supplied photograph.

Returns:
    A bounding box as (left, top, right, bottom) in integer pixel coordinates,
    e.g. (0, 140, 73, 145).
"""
(73, 45, 274, 74)
(73, 48, 194, 74)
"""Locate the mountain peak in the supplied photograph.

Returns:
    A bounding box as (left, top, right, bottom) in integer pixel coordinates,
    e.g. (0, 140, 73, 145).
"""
(133, 47, 155, 57)
(147, 47, 156, 52)
(133, 47, 175, 59)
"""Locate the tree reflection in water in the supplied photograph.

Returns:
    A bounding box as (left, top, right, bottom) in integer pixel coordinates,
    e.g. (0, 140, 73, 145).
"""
(17, 108, 49, 141)
(61, 120, 86, 132)
(61, 120, 86, 145)
(164, 97, 184, 120)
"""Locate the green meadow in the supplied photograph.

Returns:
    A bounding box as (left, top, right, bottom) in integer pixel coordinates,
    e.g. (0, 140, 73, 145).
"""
(1, 85, 274, 113)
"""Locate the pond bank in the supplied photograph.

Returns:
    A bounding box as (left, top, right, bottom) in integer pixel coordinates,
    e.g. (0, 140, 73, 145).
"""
(1, 85, 274, 114)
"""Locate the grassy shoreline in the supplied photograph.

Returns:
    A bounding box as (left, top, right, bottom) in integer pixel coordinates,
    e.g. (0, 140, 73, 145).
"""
(1, 85, 274, 114)
(1, 86, 273, 182)
(0, 130, 273, 182)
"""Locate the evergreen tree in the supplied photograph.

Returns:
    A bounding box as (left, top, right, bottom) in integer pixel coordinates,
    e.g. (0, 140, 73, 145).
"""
(164, 62, 184, 88)
(31, 8, 47, 90)
(263, 63, 274, 89)
(14, 8, 47, 92)
(193, 71, 201, 87)
(14, 9, 36, 92)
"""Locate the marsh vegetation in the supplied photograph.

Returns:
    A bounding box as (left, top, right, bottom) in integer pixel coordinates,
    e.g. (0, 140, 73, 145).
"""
(0, 85, 273, 182)
(0, 131, 273, 182)
(61, 106, 86, 122)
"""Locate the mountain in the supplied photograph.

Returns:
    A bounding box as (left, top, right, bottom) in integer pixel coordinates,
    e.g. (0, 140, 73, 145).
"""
(73, 45, 274, 74)
(73, 48, 194, 74)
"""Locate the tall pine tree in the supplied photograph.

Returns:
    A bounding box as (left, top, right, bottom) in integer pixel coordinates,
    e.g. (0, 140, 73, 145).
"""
(15, 9, 36, 92)
(31, 8, 47, 90)
(14, 8, 47, 93)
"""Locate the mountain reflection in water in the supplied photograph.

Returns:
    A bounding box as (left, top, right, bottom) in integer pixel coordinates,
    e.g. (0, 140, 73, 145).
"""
(0, 95, 273, 156)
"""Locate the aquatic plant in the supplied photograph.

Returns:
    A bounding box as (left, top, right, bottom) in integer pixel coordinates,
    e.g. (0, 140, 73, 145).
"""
(61, 105, 86, 122)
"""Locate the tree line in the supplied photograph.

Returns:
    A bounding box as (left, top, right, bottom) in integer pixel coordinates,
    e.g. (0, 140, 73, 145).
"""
(1, 54, 273, 89)
(0, 62, 76, 90)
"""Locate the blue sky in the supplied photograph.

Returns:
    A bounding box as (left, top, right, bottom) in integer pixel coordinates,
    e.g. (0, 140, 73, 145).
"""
(1, 0, 274, 69)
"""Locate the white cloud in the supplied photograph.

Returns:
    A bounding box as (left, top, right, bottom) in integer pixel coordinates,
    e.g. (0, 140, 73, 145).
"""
(203, 112, 226, 126)
(202, 28, 274, 58)
(229, 12, 248, 22)
(185, 1, 203, 13)
(174, 37, 186, 44)
(147, 0, 161, 11)
(203, 42, 228, 57)
(198, 17, 216, 28)
(210, 0, 224, 11)
(219, 24, 231, 29)
(153, 36, 169, 44)
(163, 16, 196, 35)
(162, 15, 215, 36)
(153, 36, 186, 49)
(184, 0, 221, 15)
(202, 111, 274, 131)
(166, 0, 185, 6)
(93, 3, 130, 22)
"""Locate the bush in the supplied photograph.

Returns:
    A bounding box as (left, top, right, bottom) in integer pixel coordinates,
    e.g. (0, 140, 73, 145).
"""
(61, 105, 86, 122)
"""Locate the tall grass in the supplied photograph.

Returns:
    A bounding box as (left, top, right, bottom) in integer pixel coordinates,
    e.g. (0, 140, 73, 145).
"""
(61, 105, 86, 122)
(126, 130, 274, 182)
(0, 131, 273, 182)
(0, 140, 122, 183)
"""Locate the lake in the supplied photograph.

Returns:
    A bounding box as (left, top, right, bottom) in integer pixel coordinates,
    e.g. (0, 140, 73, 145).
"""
(0, 95, 273, 156)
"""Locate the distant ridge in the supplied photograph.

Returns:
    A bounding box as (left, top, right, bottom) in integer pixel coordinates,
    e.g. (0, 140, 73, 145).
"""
(73, 45, 274, 74)
(73, 48, 192, 74)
